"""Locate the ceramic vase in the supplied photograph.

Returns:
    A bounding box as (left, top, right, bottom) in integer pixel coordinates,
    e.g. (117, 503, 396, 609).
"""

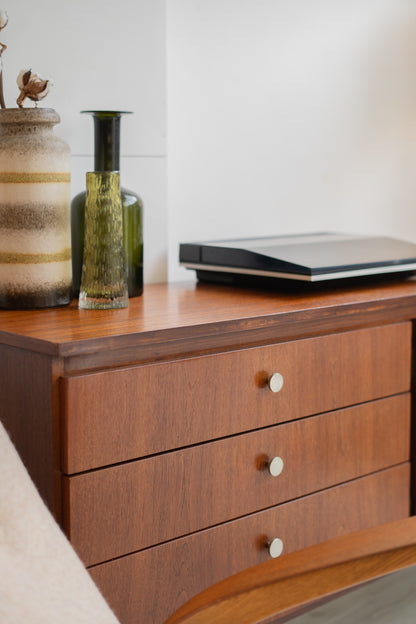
(0, 108, 72, 309)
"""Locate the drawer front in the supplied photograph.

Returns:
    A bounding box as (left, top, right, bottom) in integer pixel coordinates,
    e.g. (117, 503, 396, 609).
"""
(89, 465, 410, 624)
(63, 394, 410, 566)
(61, 322, 411, 473)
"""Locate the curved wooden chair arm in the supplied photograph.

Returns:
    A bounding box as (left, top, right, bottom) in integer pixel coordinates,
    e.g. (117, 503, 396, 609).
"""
(165, 517, 416, 624)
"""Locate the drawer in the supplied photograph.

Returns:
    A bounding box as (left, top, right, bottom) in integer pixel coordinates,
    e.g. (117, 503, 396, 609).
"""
(89, 464, 410, 624)
(60, 322, 411, 473)
(62, 394, 410, 566)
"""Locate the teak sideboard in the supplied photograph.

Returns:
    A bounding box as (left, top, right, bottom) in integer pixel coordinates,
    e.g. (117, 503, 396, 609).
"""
(1, 279, 416, 623)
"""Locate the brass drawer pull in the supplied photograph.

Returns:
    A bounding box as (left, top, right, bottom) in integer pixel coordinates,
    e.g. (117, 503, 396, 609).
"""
(268, 456, 284, 477)
(268, 373, 284, 393)
(267, 537, 284, 559)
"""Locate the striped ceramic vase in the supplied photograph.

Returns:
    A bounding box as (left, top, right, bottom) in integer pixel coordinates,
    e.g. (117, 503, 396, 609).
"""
(0, 108, 72, 308)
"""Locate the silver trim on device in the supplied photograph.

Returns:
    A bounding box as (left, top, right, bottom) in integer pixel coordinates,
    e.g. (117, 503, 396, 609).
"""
(180, 262, 416, 282)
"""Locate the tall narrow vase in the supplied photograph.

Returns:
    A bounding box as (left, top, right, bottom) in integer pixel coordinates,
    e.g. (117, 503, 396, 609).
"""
(71, 111, 143, 298)
(79, 172, 129, 310)
(0, 108, 72, 309)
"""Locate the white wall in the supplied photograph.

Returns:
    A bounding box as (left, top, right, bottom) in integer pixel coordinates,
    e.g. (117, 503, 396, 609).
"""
(3, 1, 416, 284)
(167, 0, 416, 282)
(2, 0, 167, 283)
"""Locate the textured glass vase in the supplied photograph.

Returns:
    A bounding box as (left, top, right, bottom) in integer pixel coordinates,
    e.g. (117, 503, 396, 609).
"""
(0, 108, 72, 309)
(71, 111, 143, 298)
(78, 172, 129, 310)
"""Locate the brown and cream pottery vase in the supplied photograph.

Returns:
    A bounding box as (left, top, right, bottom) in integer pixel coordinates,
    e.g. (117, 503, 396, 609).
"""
(0, 107, 72, 308)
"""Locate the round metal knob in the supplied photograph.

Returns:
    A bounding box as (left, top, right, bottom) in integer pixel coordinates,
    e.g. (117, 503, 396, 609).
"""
(268, 537, 284, 559)
(268, 456, 284, 477)
(268, 373, 284, 393)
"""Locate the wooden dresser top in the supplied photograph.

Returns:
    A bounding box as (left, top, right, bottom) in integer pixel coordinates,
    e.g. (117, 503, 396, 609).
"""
(1, 279, 416, 361)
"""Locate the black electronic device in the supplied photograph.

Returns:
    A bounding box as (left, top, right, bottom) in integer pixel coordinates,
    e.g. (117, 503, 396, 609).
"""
(179, 232, 416, 284)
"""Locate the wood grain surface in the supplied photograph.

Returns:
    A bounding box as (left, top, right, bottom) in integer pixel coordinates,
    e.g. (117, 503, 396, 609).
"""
(64, 394, 410, 566)
(164, 515, 416, 624)
(1, 280, 416, 367)
(89, 466, 410, 624)
(0, 344, 62, 513)
(61, 323, 411, 472)
(1, 280, 416, 624)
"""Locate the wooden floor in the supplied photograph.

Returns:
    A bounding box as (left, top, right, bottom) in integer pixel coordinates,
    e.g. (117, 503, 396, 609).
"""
(290, 565, 416, 623)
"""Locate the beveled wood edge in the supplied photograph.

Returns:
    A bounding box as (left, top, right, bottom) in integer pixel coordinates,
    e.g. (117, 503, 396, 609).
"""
(164, 517, 416, 624)
(61, 298, 416, 357)
(2, 297, 415, 367)
(0, 332, 60, 356)
(64, 313, 413, 374)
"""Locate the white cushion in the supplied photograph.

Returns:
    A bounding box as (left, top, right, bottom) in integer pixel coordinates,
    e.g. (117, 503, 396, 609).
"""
(0, 422, 120, 624)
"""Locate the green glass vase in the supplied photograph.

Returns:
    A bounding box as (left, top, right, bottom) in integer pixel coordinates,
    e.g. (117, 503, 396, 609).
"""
(71, 111, 143, 298)
(78, 172, 129, 310)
